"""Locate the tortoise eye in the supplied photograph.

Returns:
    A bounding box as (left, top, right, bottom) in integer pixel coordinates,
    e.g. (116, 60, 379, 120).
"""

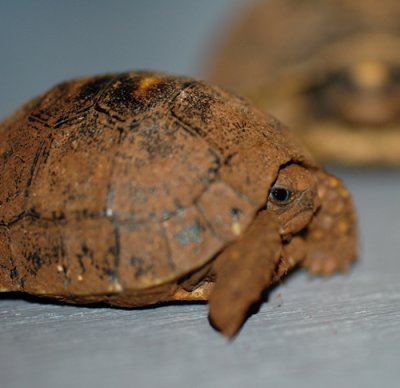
(269, 187, 292, 204)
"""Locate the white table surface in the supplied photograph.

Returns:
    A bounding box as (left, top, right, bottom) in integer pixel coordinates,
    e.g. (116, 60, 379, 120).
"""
(1, 171, 400, 388)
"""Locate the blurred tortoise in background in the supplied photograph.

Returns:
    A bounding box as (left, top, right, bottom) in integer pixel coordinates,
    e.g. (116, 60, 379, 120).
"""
(0, 71, 357, 337)
(210, 0, 400, 165)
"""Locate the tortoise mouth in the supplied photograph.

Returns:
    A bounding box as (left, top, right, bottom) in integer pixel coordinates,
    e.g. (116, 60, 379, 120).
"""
(279, 188, 318, 239)
(280, 209, 315, 241)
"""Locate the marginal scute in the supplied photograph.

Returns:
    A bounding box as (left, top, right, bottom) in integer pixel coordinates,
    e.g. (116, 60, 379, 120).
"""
(118, 221, 175, 289)
(0, 227, 14, 291)
(57, 218, 120, 295)
(8, 218, 65, 294)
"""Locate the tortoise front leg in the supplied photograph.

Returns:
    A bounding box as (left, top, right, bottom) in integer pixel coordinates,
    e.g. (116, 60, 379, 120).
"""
(208, 211, 282, 337)
(301, 171, 358, 275)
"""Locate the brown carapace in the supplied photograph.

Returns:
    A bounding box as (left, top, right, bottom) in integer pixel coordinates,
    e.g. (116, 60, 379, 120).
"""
(0, 71, 357, 337)
(210, 0, 400, 165)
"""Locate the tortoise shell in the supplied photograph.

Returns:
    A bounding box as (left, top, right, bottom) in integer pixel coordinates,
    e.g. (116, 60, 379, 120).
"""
(0, 71, 312, 293)
(0, 71, 357, 336)
(210, 0, 400, 165)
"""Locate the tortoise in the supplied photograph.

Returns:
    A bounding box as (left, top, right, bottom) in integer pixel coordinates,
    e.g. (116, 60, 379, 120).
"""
(209, 0, 400, 165)
(0, 71, 357, 337)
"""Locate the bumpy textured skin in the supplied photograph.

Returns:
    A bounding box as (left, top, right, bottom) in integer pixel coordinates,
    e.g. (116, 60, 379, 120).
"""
(303, 171, 358, 275)
(0, 71, 357, 336)
(210, 0, 400, 165)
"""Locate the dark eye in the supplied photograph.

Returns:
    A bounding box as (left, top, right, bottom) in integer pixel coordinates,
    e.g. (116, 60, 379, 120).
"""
(269, 187, 292, 204)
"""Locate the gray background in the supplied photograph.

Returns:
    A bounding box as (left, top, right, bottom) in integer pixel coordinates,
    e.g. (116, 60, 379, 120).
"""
(0, 0, 245, 120)
(1, 2, 400, 388)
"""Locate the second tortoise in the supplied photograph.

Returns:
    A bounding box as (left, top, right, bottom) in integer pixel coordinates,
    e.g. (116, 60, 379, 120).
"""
(210, 0, 400, 165)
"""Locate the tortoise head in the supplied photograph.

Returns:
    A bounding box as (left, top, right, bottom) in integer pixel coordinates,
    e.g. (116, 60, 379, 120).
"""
(266, 164, 358, 273)
(266, 163, 319, 239)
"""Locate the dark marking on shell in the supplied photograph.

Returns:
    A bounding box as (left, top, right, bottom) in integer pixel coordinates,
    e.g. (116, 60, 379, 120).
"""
(105, 227, 121, 283)
(76, 242, 94, 274)
(129, 255, 153, 278)
(53, 106, 92, 129)
(24, 141, 47, 198)
(230, 207, 242, 219)
(99, 74, 175, 118)
(25, 249, 43, 276)
(77, 76, 115, 102)
(0, 211, 26, 228)
(10, 267, 18, 281)
(174, 221, 203, 247)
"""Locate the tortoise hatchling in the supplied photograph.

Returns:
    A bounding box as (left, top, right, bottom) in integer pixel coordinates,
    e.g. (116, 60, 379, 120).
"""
(210, 0, 400, 165)
(0, 71, 357, 337)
